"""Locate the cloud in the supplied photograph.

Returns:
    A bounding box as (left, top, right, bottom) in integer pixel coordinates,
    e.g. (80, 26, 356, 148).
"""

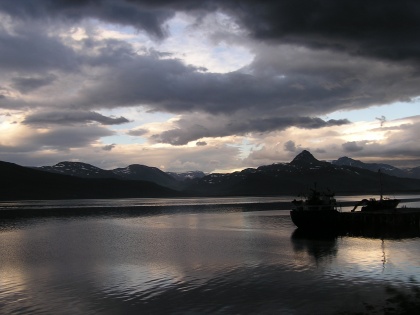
(342, 141, 364, 153)
(39, 40, 417, 139)
(284, 140, 297, 152)
(220, 0, 420, 64)
(1, 9, 419, 139)
(0, 125, 114, 152)
(1, 1, 420, 170)
(351, 117, 420, 160)
(67, 49, 361, 115)
(151, 114, 350, 145)
(102, 143, 116, 151)
(4, 0, 419, 64)
(23, 110, 129, 125)
(127, 128, 148, 136)
(12, 74, 57, 93)
(32, 126, 114, 150)
(0, 0, 176, 39)
(151, 123, 208, 145)
(314, 148, 326, 154)
(0, 26, 80, 73)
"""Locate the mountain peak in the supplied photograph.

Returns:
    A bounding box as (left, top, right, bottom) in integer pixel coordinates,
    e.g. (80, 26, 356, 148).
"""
(39, 161, 117, 179)
(290, 150, 319, 165)
(335, 156, 358, 164)
(54, 161, 93, 168)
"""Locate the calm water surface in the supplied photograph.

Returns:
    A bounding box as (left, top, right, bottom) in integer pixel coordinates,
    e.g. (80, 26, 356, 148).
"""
(1, 197, 420, 314)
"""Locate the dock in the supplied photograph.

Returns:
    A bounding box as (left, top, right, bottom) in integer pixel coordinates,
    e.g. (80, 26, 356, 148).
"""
(339, 208, 420, 230)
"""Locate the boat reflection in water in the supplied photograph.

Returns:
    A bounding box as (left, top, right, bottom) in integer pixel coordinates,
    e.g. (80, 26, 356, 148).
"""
(290, 229, 339, 264)
(1, 197, 420, 315)
(290, 225, 420, 315)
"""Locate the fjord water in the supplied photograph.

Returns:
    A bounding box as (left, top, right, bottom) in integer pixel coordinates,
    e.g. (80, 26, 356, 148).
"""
(1, 197, 420, 314)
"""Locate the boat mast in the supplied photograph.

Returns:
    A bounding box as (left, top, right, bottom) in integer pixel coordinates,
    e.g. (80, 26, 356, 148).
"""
(378, 169, 383, 201)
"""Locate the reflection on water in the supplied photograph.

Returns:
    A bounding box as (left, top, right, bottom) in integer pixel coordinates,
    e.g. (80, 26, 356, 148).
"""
(1, 205, 420, 314)
(291, 229, 339, 264)
(0, 196, 295, 210)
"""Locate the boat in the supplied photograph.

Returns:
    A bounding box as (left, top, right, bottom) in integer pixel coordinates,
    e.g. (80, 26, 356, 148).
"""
(290, 185, 341, 230)
(351, 170, 400, 212)
(290, 178, 417, 232)
(290, 187, 420, 231)
(351, 197, 400, 212)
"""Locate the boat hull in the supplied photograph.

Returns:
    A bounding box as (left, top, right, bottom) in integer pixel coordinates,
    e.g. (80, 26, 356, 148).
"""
(361, 199, 400, 212)
(290, 210, 340, 230)
(290, 208, 420, 232)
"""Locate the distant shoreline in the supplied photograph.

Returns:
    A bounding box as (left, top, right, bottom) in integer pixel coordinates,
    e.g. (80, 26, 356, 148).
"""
(0, 201, 292, 219)
(1, 197, 420, 220)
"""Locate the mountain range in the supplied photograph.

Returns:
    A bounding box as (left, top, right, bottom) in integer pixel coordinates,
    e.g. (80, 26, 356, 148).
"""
(1, 150, 420, 200)
(331, 156, 420, 179)
(0, 160, 181, 201)
(36, 162, 206, 190)
(182, 151, 420, 196)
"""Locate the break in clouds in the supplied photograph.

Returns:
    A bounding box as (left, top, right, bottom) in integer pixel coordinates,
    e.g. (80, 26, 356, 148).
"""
(1, 0, 420, 169)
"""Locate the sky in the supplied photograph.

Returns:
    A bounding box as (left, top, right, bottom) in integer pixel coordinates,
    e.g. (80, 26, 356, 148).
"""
(0, 0, 420, 173)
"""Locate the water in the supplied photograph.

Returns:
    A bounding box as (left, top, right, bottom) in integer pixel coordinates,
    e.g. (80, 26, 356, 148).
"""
(1, 197, 420, 314)
(0, 196, 293, 210)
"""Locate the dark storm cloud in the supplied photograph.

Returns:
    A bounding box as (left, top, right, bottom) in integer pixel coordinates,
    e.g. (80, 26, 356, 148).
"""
(45, 28, 416, 122)
(31, 126, 114, 150)
(284, 140, 297, 152)
(0, 126, 113, 152)
(213, 0, 420, 65)
(127, 128, 148, 136)
(242, 117, 350, 132)
(3, 1, 420, 63)
(342, 141, 364, 153)
(0, 93, 30, 110)
(0, 27, 79, 72)
(2, 0, 420, 150)
(152, 123, 209, 145)
(102, 143, 116, 151)
(72, 50, 380, 117)
(12, 74, 57, 93)
(152, 116, 350, 145)
(2, 2, 420, 117)
(23, 110, 129, 125)
(0, 0, 176, 39)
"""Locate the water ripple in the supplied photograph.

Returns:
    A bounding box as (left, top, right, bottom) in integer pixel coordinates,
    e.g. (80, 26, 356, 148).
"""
(1, 208, 420, 314)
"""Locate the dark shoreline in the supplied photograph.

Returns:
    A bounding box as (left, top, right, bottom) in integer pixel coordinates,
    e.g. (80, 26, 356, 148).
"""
(1, 197, 420, 220)
(0, 201, 294, 220)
